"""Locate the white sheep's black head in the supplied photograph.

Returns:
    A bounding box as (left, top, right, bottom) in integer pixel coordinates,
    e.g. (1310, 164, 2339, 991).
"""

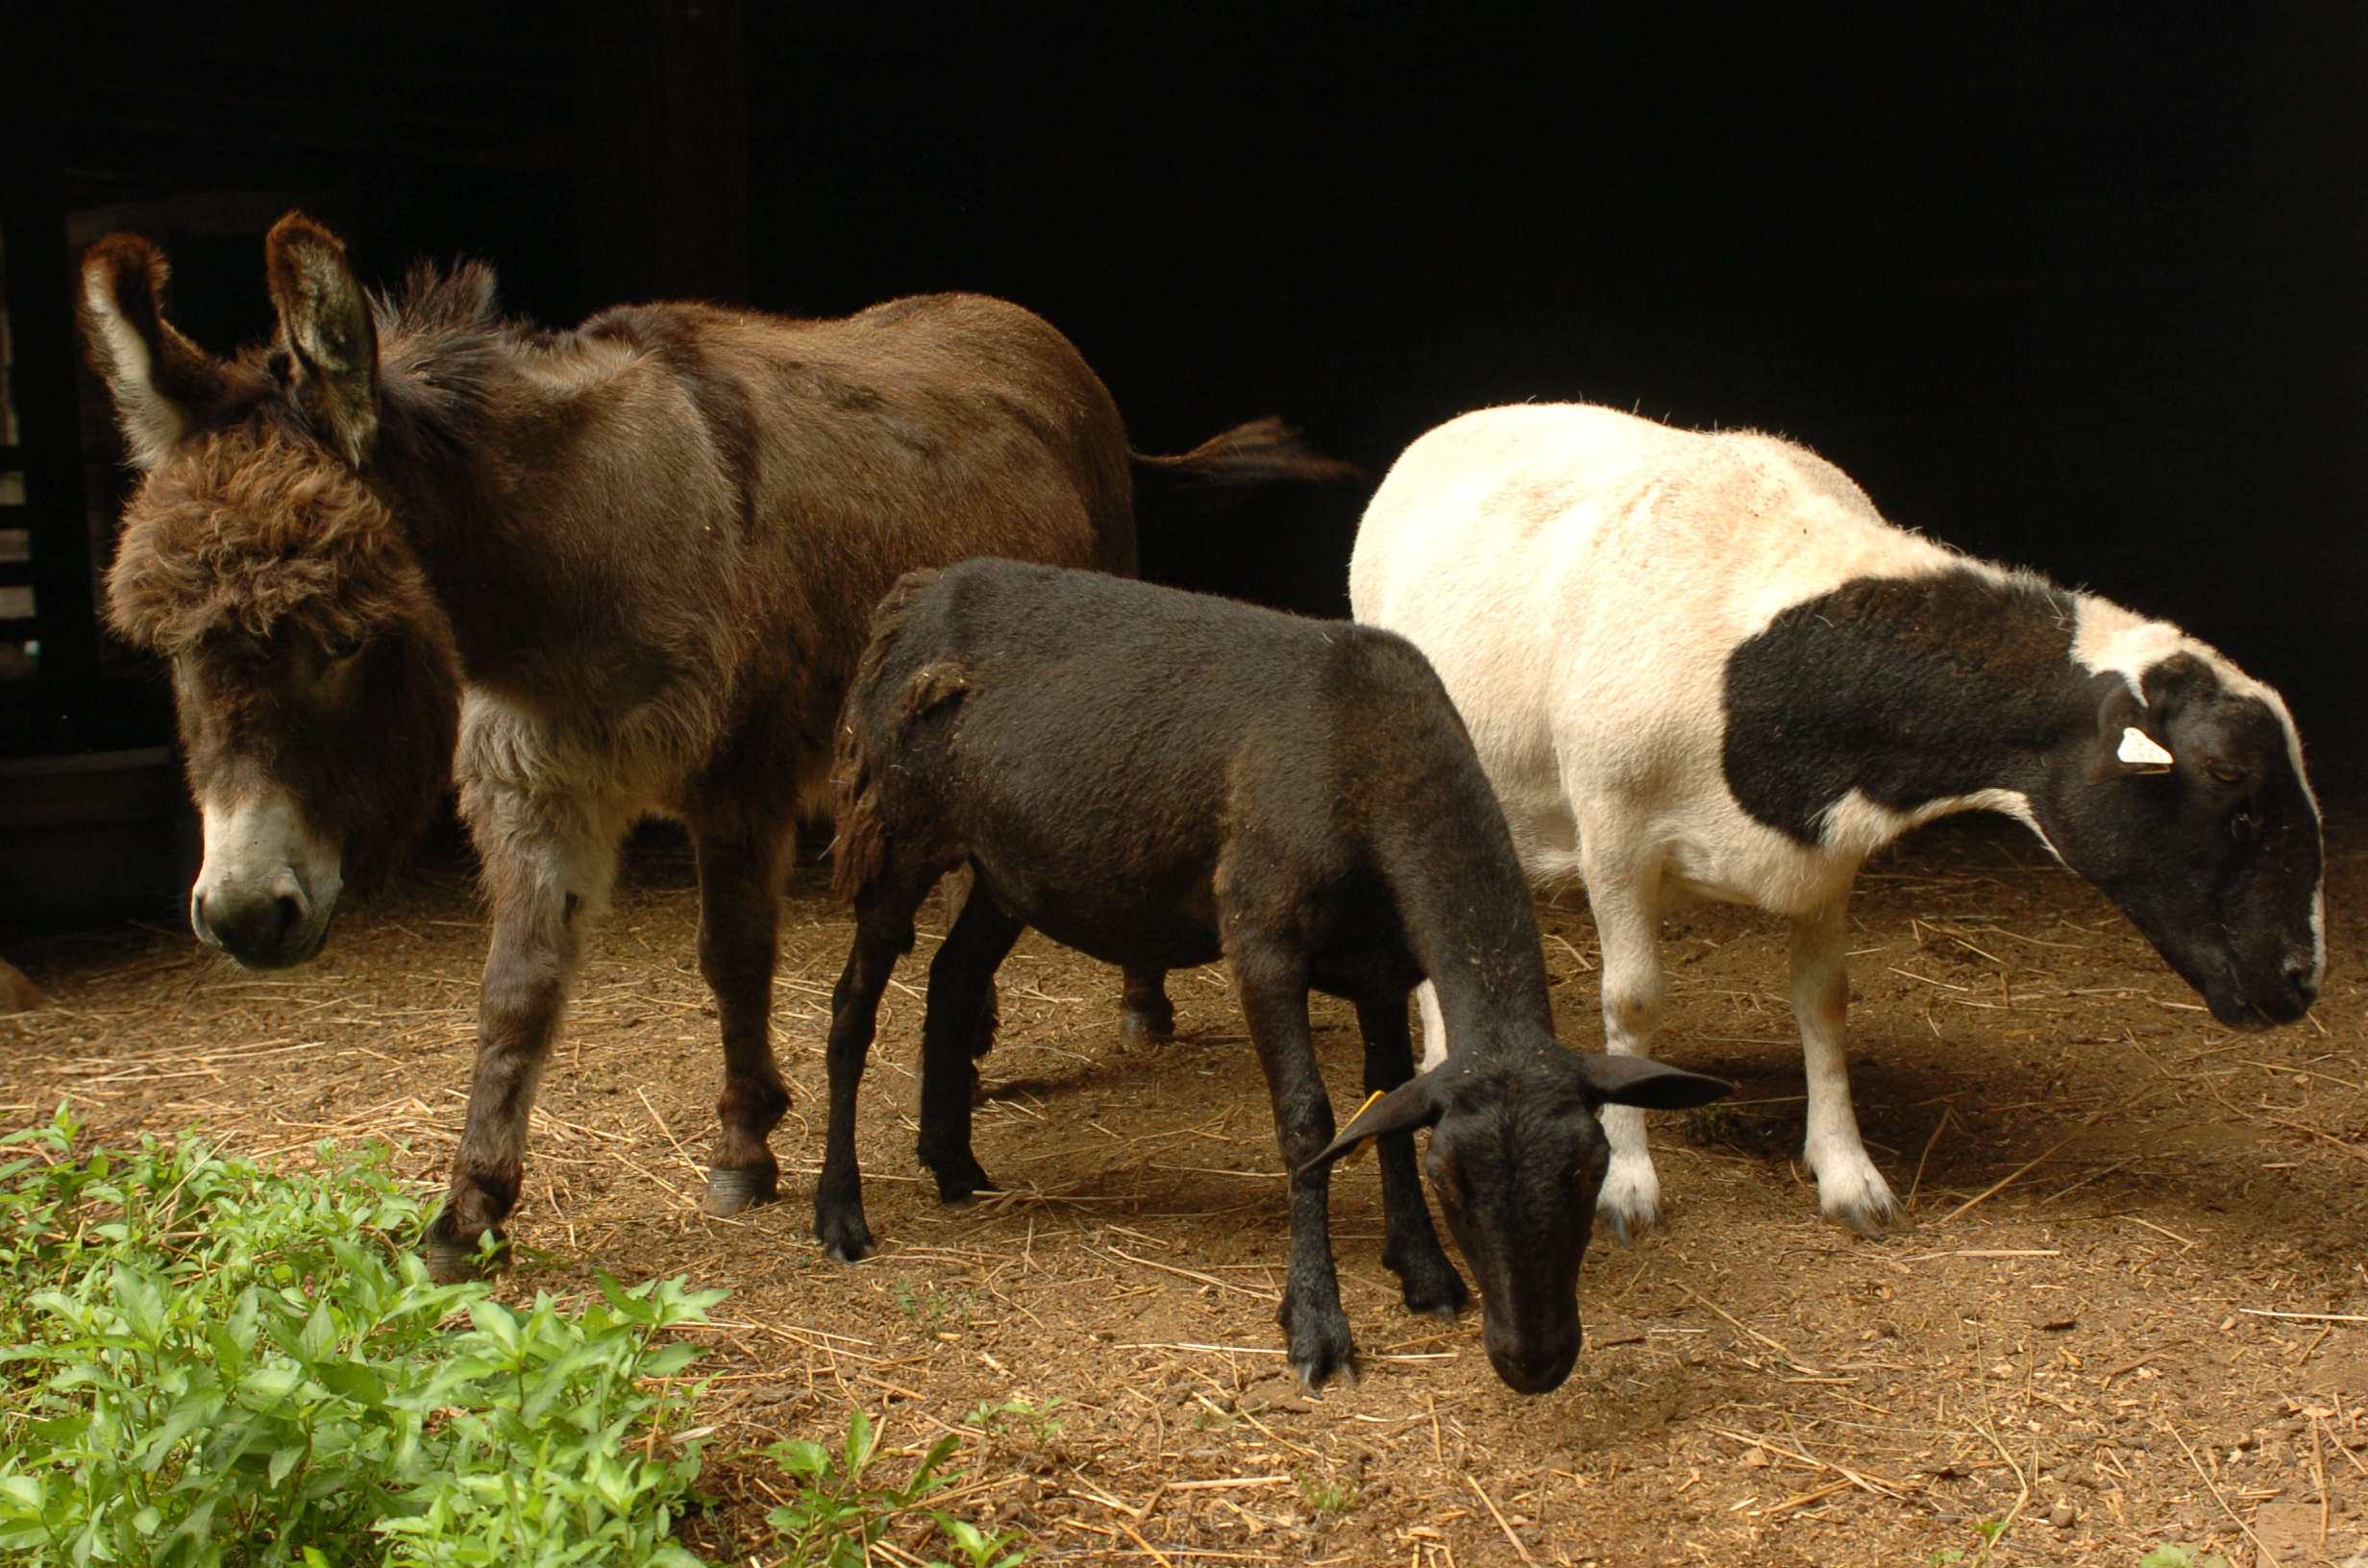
(2033, 653, 2323, 1031)
(1305, 1051, 1730, 1395)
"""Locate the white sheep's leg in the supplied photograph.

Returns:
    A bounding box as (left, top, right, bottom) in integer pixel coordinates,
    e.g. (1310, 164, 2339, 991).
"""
(1793, 894, 1904, 1237)
(1415, 979, 1448, 1072)
(1580, 844, 1667, 1244)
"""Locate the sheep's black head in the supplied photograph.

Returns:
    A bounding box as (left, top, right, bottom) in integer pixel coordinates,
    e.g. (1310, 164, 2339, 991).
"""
(2035, 655, 2322, 1032)
(1307, 1050, 1730, 1394)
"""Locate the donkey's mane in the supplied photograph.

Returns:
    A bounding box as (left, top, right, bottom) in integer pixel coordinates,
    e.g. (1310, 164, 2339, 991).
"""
(369, 258, 511, 463)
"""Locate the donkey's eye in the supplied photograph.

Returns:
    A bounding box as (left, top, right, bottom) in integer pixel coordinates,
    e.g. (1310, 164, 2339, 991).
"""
(324, 639, 364, 662)
(2204, 760, 2245, 785)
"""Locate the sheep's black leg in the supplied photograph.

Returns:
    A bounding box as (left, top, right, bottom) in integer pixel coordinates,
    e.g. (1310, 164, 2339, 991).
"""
(938, 866, 1001, 1096)
(814, 868, 933, 1262)
(1120, 967, 1174, 1044)
(1355, 991, 1469, 1319)
(917, 888, 1024, 1201)
(1233, 947, 1356, 1390)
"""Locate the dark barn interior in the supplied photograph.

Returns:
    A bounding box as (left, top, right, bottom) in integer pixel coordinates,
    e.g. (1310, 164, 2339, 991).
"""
(2, 1, 2363, 919)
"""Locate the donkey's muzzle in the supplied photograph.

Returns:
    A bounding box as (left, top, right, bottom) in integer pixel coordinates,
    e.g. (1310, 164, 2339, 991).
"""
(192, 872, 325, 969)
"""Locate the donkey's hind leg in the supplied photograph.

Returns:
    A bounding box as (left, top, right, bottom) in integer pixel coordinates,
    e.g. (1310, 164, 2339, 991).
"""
(1121, 967, 1175, 1045)
(690, 819, 796, 1216)
(1354, 991, 1468, 1319)
(917, 883, 1024, 1202)
(429, 793, 622, 1283)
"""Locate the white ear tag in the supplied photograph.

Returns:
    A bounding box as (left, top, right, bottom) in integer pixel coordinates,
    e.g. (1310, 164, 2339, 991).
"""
(2117, 726, 2175, 773)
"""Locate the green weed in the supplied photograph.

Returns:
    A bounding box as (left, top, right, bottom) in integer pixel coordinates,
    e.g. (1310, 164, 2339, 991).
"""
(2139, 1547, 2232, 1568)
(965, 1397, 1064, 1449)
(892, 1278, 979, 1335)
(0, 1105, 723, 1567)
(1681, 1103, 1740, 1145)
(1296, 1470, 1360, 1517)
(763, 1406, 1025, 1568)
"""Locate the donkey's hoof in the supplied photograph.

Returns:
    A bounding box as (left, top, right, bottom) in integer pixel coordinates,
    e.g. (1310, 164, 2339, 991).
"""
(422, 1232, 505, 1285)
(1119, 1007, 1173, 1048)
(703, 1166, 779, 1217)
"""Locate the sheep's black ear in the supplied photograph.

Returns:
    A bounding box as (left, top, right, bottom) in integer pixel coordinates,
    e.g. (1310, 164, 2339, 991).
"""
(264, 211, 380, 467)
(1299, 1074, 1444, 1175)
(80, 233, 232, 469)
(1577, 1054, 1732, 1111)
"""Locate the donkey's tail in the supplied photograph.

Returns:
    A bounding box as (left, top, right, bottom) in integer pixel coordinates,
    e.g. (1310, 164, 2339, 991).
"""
(1127, 417, 1364, 605)
(1131, 416, 1359, 495)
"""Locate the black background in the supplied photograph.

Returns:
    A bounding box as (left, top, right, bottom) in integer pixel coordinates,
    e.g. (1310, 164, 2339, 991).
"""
(11, 1, 2365, 772)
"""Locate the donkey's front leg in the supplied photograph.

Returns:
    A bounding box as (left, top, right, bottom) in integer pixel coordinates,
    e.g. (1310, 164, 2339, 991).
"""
(1234, 948, 1355, 1389)
(1355, 992, 1468, 1319)
(691, 821, 794, 1216)
(427, 823, 616, 1283)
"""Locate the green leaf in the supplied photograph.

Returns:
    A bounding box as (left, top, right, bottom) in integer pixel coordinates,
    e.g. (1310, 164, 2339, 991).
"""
(316, 1360, 387, 1408)
(844, 1406, 876, 1478)
(111, 1264, 169, 1344)
(297, 1301, 337, 1362)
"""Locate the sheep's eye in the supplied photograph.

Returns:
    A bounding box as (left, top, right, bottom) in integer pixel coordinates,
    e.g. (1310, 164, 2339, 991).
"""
(2204, 759, 2245, 785)
(324, 639, 363, 662)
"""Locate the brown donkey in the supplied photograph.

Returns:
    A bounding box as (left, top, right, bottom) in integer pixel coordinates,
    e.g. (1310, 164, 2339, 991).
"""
(84, 212, 1343, 1279)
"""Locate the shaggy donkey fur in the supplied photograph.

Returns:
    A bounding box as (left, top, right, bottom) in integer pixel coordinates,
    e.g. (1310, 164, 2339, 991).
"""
(84, 213, 1345, 1281)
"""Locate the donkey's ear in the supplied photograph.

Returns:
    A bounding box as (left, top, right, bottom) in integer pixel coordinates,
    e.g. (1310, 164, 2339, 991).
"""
(79, 234, 232, 469)
(1576, 1054, 1732, 1111)
(1299, 1074, 1445, 1175)
(263, 212, 380, 467)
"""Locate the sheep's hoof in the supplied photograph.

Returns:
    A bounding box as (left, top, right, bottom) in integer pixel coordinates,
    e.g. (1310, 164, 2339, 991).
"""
(703, 1165, 778, 1217)
(1823, 1189, 1910, 1240)
(1293, 1344, 1359, 1394)
(816, 1209, 875, 1263)
(926, 1154, 999, 1204)
(1279, 1299, 1358, 1390)
(1594, 1158, 1665, 1246)
(1398, 1264, 1470, 1321)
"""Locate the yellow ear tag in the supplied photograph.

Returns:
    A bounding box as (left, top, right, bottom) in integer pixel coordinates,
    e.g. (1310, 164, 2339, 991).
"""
(1339, 1090, 1389, 1167)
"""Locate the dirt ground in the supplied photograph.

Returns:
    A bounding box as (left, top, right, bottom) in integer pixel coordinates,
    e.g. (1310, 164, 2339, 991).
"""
(9, 803, 2368, 1568)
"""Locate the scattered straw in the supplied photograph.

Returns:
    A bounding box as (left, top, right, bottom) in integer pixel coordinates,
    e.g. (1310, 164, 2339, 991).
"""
(1938, 1085, 2150, 1223)
(1464, 1475, 1540, 1568)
